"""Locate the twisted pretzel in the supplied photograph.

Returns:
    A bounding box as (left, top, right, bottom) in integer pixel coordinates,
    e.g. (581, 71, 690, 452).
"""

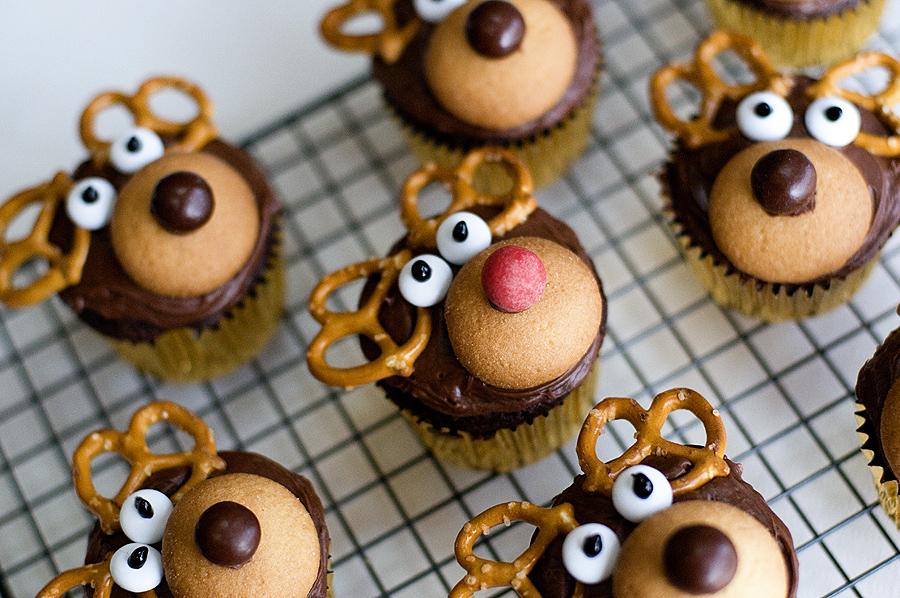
(80, 76, 218, 167)
(72, 401, 226, 535)
(320, 0, 420, 64)
(400, 147, 536, 249)
(306, 250, 432, 388)
(36, 553, 120, 598)
(0, 171, 90, 308)
(808, 52, 900, 157)
(650, 30, 791, 149)
(450, 501, 580, 598)
(577, 388, 729, 496)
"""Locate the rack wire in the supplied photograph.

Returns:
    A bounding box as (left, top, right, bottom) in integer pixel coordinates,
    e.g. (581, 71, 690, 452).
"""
(3, 0, 900, 596)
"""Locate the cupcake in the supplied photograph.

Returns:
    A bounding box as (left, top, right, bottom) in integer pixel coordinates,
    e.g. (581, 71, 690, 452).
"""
(0, 77, 283, 382)
(449, 388, 799, 598)
(34, 401, 331, 598)
(307, 148, 606, 471)
(704, 0, 888, 67)
(650, 31, 900, 321)
(320, 0, 601, 191)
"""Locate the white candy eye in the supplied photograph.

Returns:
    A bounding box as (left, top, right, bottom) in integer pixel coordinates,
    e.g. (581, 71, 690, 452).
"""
(66, 177, 117, 230)
(805, 96, 861, 147)
(736, 91, 794, 142)
(436, 211, 492, 265)
(110, 127, 165, 174)
(119, 489, 173, 544)
(612, 464, 673, 523)
(399, 254, 452, 307)
(110, 543, 164, 593)
(562, 523, 621, 584)
(413, 0, 468, 22)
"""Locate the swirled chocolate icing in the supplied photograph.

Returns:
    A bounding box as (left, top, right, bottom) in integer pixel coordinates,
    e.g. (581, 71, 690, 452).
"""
(359, 207, 606, 438)
(528, 455, 799, 598)
(662, 76, 900, 292)
(83, 451, 330, 598)
(856, 326, 900, 482)
(50, 140, 281, 342)
(372, 0, 600, 146)
(727, 0, 865, 18)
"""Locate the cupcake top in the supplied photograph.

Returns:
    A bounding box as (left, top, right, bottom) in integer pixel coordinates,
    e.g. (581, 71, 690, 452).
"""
(449, 389, 799, 598)
(36, 401, 330, 598)
(856, 323, 900, 484)
(726, 0, 865, 18)
(306, 148, 606, 437)
(651, 31, 900, 289)
(0, 77, 280, 341)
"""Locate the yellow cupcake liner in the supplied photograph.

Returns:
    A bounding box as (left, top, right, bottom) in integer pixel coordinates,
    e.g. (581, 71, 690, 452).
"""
(705, 0, 887, 67)
(856, 404, 900, 529)
(400, 364, 599, 472)
(109, 232, 285, 383)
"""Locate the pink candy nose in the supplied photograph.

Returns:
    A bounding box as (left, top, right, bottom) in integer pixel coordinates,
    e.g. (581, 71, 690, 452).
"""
(481, 245, 546, 312)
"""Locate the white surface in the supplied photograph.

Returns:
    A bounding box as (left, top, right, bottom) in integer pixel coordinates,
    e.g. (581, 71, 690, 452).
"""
(0, 0, 367, 200)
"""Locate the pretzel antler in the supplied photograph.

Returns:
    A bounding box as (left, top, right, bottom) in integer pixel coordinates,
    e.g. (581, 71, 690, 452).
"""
(650, 30, 791, 149)
(320, 0, 420, 64)
(80, 76, 218, 167)
(400, 147, 536, 249)
(450, 502, 580, 598)
(577, 388, 729, 496)
(72, 401, 226, 535)
(306, 250, 432, 388)
(0, 172, 90, 308)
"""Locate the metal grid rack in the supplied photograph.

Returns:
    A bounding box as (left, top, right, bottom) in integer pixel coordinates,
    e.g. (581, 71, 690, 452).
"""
(3, 0, 900, 596)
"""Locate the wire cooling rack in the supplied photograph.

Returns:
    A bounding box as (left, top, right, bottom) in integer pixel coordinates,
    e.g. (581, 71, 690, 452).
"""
(4, 0, 900, 597)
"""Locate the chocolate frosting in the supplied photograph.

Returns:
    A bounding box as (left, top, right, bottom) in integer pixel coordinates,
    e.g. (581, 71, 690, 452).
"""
(84, 451, 330, 598)
(360, 207, 606, 438)
(528, 455, 799, 598)
(51, 139, 281, 342)
(663, 76, 900, 291)
(372, 0, 600, 146)
(727, 0, 865, 18)
(856, 325, 900, 482)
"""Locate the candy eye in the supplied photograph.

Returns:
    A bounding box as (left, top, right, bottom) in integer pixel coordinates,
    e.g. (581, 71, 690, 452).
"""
(66, 177, 117, 230)
(612, 464, 673, 523)
(399, 254, 453, 307)
(562, 523, 621, 584)
(110, 543, 164, 593)
(736, 91, 794, 142)
(413, 0, 468, 22)
(119, 489, 173, 544)
(436, 211, 492, 265)
(110, 127, 165, 174)
(805, 96, 861, 147)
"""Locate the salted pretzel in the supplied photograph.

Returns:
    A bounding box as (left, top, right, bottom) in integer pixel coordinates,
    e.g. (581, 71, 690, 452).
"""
(80, 76, 218, 167)
(72, 400, 226, 535)
(450, 502, 580, 598)
(650, 30, 791, 149)
(0, 171, 90, 308)
(320, 0, 420, 64)
(400, 147, 537, 249)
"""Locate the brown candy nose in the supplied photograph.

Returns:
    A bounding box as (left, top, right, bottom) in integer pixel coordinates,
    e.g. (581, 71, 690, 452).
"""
(750, 149, 817, 216)
(151, 171, 214, 233)
(194, 501, 261, 568)
(465, 0, 525, 58)
(663, 524, 738, 594)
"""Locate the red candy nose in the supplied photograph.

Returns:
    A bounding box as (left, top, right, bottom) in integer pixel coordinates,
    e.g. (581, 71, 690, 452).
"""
(481, 245, 546, 312)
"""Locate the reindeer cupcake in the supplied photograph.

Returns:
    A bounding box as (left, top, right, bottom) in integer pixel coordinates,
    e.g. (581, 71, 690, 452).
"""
(651, 31, 900, 320)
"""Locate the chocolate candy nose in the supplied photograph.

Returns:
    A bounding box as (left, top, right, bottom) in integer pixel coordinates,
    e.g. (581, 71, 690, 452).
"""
(194, 501, 261, 568)
(150, 171, 214, 233)
(750, 149, 817, 216)
(465, 0, 525, 58)
(663, 524, 738, 594)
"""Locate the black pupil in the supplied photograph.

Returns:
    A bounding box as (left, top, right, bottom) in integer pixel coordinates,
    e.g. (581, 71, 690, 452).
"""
(582, 534, 603, 557)
(825, 106, 843, 122)
(452, 221, 469, 243)
(632, 472, 653, 499)
(81, 186, 99, 204)
(127, 545, 149, 570)
(754, 102, 773, 118)
(126, 136, 142, 153)
(135, 496, 154, 519)
(412, 260, 432, 282)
